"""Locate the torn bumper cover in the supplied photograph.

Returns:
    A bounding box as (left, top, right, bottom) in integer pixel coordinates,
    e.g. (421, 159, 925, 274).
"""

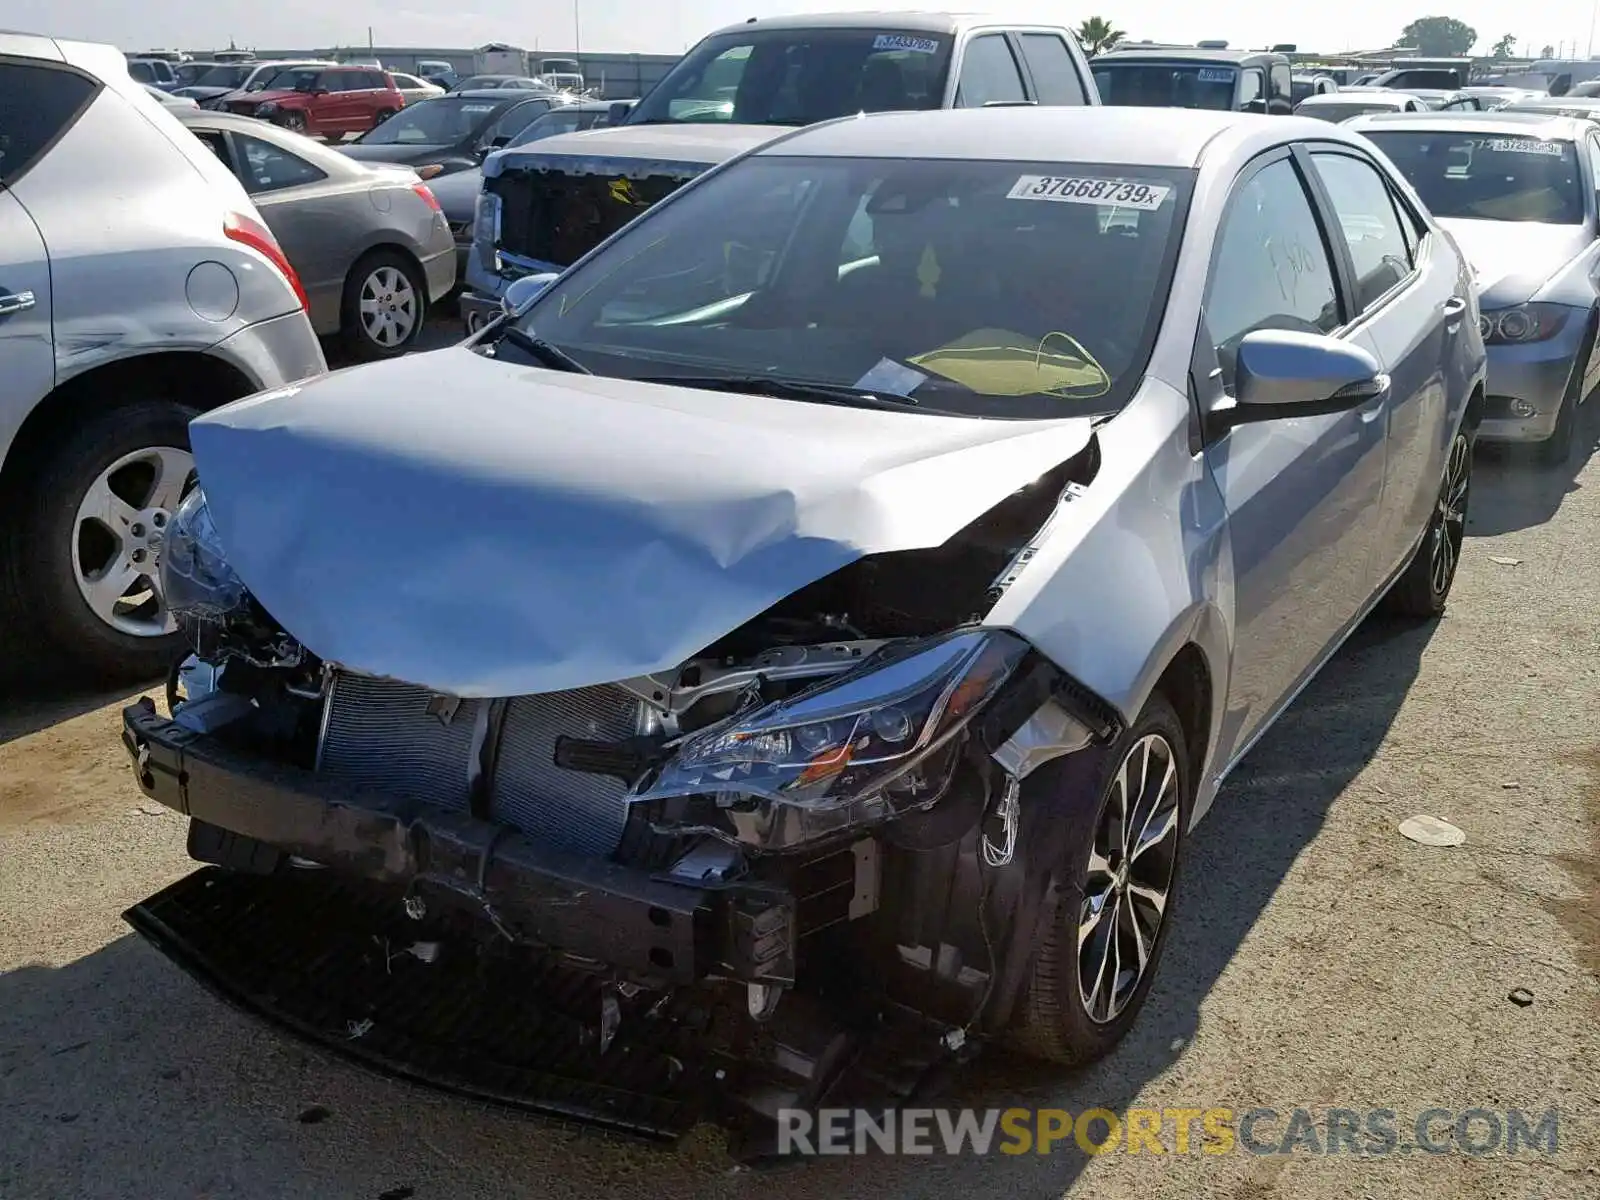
(120, 698, 795, 985)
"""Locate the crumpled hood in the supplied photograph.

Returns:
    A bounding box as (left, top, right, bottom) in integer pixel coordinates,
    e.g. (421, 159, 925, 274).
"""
(1438, 217, 1589, 307)
(189, 350, 1094, 698)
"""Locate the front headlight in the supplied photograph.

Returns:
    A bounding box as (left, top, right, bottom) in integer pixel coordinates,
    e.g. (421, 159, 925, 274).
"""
(256, 101, 278, 115)
(1479, 302, 1570, 345)
(160, 489, 249, 641)
(633, 631, 1029, 847)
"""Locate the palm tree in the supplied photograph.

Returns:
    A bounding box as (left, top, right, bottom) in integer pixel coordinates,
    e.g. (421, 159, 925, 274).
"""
(1076, 17, 1126, 56)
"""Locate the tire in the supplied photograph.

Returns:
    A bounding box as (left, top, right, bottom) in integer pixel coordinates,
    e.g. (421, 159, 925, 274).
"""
(1381, 425, 1472, 619)
(1007, 693, 1192, 1066)
(279, 111, 308, 134)
(1535, 336, 1589, 465)
(11, 399, 200, 680)
(374, 108, 397, 124)
(340, 249, 427, 360)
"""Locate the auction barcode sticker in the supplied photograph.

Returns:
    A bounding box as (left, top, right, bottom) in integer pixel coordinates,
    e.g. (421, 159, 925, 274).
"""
(1486, 137, 1564, 156)
(1008, 175, 1171, 210)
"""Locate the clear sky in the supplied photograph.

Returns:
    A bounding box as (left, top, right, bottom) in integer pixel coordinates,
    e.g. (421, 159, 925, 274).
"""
(15, 0, 1600, 59)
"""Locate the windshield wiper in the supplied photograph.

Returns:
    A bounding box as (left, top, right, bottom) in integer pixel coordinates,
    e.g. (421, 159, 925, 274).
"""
(496, 326, 591, 374)
(631, 374, 918, 409)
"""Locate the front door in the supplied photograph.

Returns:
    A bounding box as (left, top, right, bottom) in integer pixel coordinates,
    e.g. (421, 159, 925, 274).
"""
(0, 191, 55, 448)
(1200, 150, 1389, 766)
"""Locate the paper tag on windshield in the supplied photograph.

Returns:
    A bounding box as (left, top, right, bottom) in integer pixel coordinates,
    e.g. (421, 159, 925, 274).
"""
(854, 357, 928, 397)
(874, 34, 941, 53)
(1197, 67, 1235, 83)
(1008, 175, 1171, 210)
(1487, 137, 1563, 155)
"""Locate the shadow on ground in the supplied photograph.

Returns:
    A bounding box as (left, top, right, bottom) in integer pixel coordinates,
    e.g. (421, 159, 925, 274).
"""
(0, 612, 1435, 1200)
(1467, 393, 1600, 537)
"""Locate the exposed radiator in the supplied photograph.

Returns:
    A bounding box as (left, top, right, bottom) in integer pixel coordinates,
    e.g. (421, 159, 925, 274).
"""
(316, 672, 646, 858)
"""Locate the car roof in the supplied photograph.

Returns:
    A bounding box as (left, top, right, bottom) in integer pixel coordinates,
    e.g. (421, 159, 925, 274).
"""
(708, 10, 1013, 36)
(1297, 91, 1413, 106)
(1345, 111, 1593, 138)
(1094, 47, 1265, 64)
(754, 106, 1365, 168)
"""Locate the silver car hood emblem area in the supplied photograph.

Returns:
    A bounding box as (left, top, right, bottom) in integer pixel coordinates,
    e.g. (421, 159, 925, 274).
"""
(190, 349, 1093, 698)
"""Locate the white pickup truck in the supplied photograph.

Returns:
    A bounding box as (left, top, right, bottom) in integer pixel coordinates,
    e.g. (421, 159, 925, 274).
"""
(461, 10, 1099, 329)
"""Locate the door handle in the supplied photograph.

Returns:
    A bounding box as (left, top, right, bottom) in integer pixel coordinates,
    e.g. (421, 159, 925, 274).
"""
(0, 290, 36, 317)
(1442, 295, 1467, 329)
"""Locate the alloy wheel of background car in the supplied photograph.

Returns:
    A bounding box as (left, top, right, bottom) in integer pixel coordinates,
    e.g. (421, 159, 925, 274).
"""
(343, 251, 425, 360)
(1007, 693, 1191, 1065)
(14, 399, 201, 678)
(1077, 732, 1182, 1025)
(281, 112, 307, 133)
(1381, 426, 1473, 618)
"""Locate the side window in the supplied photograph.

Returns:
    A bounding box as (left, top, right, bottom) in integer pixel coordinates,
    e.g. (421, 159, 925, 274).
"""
(1390, 186, 1423, 262)
(128, 61, 154, 83)
(954, 34, 1026, 107)
(1270, 63, 1292, 101)
(1237, 69, 1264, 110)
(366, 72, 388, 90)
(193, 130, 233, 170)
(1204, 157, 1341, 390)
(1310, 151, 1415, 310)
(0, 62, 98, 185)
(234, 134, 328, 193)
(1016, 33, 1087, 105)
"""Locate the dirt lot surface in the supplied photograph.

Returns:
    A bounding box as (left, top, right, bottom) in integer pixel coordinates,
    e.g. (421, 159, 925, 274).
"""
(3, 407, 1599, 1199)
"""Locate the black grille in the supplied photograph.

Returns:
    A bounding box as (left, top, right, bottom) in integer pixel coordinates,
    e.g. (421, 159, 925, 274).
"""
(489, 170, 692, 267)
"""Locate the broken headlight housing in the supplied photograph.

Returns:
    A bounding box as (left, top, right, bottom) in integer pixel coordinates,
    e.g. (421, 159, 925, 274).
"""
(160, 488, 250, 647)
(633, 630, 1028, 849)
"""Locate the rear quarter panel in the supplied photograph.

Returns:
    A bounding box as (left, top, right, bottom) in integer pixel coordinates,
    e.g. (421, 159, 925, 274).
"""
(12, 55, 304, 388)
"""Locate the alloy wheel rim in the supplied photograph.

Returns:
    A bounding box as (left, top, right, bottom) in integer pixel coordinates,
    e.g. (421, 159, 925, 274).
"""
(1077, 733, 1181, 1024)
(71, 445, 197, 637)
(1431, 433, 1470, 596)
(359, 265, 418, 347)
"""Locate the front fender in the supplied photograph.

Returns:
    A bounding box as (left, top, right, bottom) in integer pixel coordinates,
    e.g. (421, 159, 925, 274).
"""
(985, 379, 1234, 822)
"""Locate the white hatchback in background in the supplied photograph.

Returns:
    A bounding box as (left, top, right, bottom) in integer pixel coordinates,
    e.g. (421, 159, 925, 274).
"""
(388, 71, 446, 106)
(0, 31, 327, 680)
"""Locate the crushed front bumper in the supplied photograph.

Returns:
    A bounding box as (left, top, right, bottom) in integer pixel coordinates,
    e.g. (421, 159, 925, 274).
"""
(120, 698, 795, 986)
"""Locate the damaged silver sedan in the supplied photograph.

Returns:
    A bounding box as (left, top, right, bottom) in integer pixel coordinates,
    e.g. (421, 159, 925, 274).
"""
(121, 107, 1485, 1155)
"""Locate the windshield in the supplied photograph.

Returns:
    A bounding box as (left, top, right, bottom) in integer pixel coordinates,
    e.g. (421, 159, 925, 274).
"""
(1092, 63, 1237, 110)
(1298, 101, 1400, 122)
(194, 64, 252, 88)
(510, 107, 591, 144)
(1364, 131, 1585, 223)
(629, 28, 953, 126)
(355, 95, 504, 144)
(513, 155, 1189, 419)
(262, 68, 323, 92)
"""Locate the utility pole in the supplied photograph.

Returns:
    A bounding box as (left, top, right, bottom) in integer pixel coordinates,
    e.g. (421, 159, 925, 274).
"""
(1590, 0, 1598, 57)
(573, 0, 582, 52)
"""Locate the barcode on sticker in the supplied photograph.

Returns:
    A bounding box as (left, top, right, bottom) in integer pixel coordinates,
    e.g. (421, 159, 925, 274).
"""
(1008, 175, 1171, 210)
(1487, 137, 1564, 155)
(1197, 67, 1235, 83)
(873, 34, 941, 54)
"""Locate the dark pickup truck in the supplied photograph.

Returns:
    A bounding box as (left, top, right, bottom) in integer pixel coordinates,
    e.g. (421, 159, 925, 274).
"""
(1090, 47, 1296, 115)
(461, 9, 1101, 329)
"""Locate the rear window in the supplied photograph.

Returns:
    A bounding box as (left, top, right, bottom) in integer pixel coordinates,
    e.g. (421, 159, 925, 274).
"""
(1296, 101, 1400, 122)
(1092, 62, 1236, 110)
(1364, 131, 1586, 223)
(629, 27, 954, 126)
(0, 61, 98, 185)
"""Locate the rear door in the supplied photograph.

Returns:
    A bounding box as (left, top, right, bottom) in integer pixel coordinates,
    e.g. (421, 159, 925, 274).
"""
(1301, 145, 1452, 589)
(0, 56, 100, 453)
(951, 32, 1028, 107)
(1010, 30, 1091, 105)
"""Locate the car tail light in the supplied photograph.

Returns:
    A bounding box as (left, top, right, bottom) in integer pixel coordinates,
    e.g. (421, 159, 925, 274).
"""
(224, 210, 308, 310)
(412, 182, 442, 212)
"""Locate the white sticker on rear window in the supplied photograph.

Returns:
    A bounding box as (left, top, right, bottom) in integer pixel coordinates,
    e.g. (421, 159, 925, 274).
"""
(461, 104, 497, 115)
(873, 34, 941, 54)
(1487, 137, 1564, 155)
(1008, 175, 1172, 210)
(1197, 67, 1235, 83)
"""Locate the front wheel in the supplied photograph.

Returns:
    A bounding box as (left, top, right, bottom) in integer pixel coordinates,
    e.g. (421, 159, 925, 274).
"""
(1381, 426, 1471, 619)
(1007, 693, 1191, 1066)
(278, 110, 308, 134)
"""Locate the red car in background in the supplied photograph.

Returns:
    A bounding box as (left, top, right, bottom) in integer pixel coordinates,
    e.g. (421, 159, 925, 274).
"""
(226, 65, 404, 138)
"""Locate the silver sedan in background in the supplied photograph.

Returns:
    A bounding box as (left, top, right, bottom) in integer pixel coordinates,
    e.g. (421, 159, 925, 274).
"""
(1352, 111, 1600, 460)
(176, 110, 456, 358)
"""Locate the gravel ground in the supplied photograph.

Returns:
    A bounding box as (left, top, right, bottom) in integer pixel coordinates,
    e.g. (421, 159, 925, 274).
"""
(1, 400, 1598, 1200)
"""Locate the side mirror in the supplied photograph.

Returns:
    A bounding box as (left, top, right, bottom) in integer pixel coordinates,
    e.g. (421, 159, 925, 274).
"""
(608, 101, 631, 125)
(1242, 98, 1267, 114)
(1212, 329, 1388, 433)
(501, 272, 561, 318)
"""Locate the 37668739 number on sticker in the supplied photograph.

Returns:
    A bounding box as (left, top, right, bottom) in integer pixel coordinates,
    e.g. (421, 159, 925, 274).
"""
(1007, 175, 1171, 211)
